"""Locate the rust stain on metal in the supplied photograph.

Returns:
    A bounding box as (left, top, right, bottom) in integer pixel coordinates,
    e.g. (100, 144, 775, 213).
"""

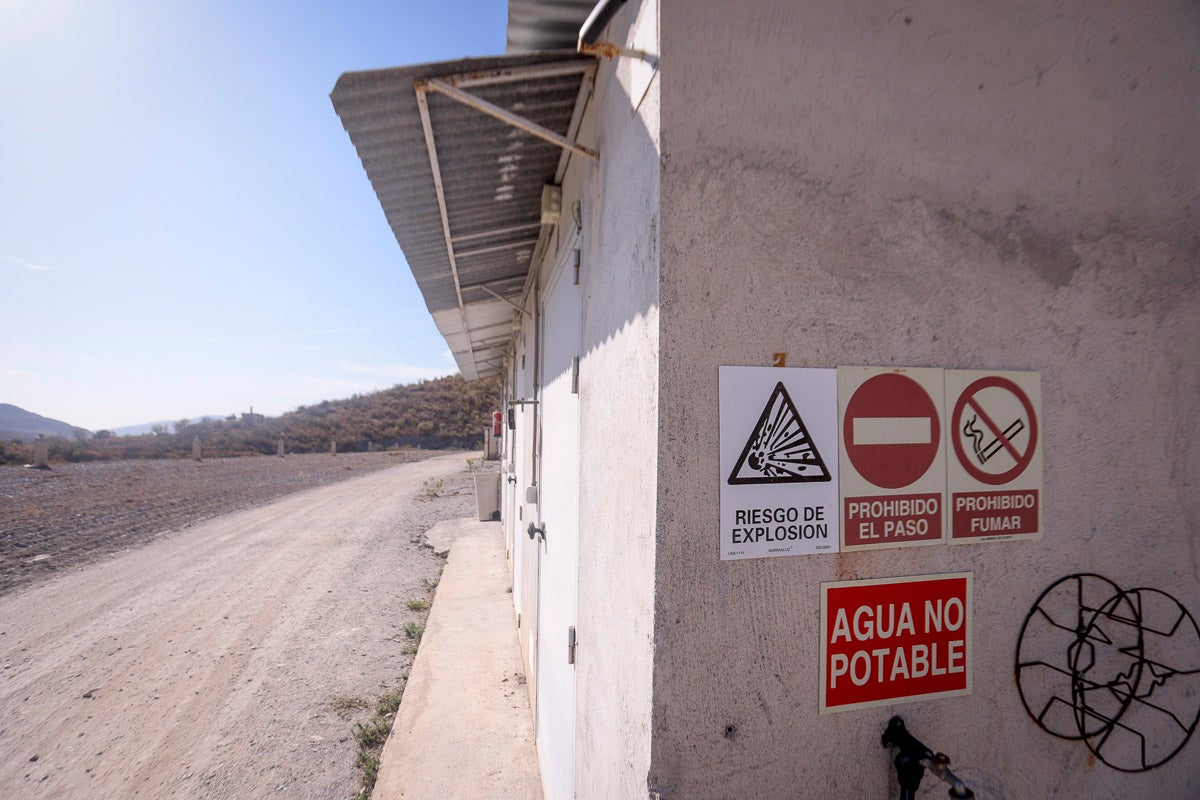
(579, 41, 623, 60)
(442, 68, 514, 86)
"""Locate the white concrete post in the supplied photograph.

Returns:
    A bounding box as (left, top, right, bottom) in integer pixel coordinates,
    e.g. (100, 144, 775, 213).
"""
(330, 440, 337, 456)
(192, 436, 201, 461)
(277, 439, 285, 457)
(33, 436, 50, 469)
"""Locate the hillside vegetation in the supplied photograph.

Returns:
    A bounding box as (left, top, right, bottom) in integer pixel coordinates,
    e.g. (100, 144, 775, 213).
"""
(0, 375, 501, 465)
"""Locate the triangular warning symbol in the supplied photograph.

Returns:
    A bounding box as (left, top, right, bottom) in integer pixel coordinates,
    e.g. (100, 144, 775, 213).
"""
(728, 382, 832, 485)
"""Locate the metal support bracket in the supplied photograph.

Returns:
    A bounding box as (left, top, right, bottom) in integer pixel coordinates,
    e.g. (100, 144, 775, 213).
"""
(409, 59, 598, 381)
(579, 40, 658, 69)
(417, 78, 598, 163)
(477, 283, 532, 316)
(415, 87, 474, 373)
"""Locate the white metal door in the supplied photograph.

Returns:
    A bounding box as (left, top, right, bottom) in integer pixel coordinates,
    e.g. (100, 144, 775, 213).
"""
(517, 314, 540, 707)
(535, 243, 580, 800)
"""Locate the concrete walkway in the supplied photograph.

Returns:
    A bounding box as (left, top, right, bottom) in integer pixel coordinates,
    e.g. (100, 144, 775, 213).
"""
(373, 519, 543, 800)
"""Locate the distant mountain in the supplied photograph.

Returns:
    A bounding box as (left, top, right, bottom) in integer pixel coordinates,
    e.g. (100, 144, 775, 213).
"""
(0, 375, 502, 464)
(0, 404, 90, 443)
(111, 416, 225, 437)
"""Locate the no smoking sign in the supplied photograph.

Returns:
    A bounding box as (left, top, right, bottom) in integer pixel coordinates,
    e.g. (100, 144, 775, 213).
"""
(946, 370, 1042, 542)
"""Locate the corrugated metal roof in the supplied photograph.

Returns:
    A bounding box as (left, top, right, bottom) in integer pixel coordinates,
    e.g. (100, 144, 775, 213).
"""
(330, 52, 595, 380)
(506, 0, 595, 53)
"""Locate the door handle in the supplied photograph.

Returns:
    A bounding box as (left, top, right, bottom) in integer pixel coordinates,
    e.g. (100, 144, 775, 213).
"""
(527, 522, 546, 541)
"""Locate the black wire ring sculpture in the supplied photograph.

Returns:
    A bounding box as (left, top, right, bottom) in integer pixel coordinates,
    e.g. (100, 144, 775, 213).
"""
(1015, 573, 1200, 772)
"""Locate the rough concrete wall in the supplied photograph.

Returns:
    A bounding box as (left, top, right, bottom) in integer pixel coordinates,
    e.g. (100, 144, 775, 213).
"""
(652, 1, 1199, 797)
(571, 1, 662, 797)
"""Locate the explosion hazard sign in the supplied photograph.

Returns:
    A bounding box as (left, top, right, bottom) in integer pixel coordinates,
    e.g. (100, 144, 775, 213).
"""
(720, 366, 839, 560)
(727, 381, 832, 484)
(837, 367, 947, 551)
(946, 370, 1042, 542)
(820, 573, 973, 713)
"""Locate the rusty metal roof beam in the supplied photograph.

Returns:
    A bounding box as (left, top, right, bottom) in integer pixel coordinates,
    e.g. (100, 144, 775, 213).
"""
(435, 59, 595, 90)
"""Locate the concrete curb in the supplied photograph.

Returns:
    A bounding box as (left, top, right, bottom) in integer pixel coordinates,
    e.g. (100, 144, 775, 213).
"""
(423, 517, 489, 558)
(372, 519, 542, 800)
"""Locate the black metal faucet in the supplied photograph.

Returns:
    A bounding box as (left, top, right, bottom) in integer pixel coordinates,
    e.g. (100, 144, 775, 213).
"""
(881, 716, 974, 800)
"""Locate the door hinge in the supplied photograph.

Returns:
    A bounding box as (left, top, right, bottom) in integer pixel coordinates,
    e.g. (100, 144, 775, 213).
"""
(567, 625, 577, 665)
(572, 249, 581, 285)
(571, 356, 580, 394)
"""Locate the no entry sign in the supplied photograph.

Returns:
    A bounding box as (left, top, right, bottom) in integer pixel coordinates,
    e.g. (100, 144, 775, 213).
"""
(820, 573, 973, 713)
(838, 367, 947, 550)
(946, 370, 1042, 542)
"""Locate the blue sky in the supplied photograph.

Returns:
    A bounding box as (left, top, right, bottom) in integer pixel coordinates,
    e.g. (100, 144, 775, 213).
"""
(0, 0, 507, 430)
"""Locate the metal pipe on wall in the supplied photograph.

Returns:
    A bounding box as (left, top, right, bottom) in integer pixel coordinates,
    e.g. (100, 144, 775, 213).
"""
(578, 0, 627, 46)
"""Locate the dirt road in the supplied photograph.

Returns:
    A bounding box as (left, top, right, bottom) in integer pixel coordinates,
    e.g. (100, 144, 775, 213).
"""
(0, 452, 477, 799)
(0, 451, 446, 595)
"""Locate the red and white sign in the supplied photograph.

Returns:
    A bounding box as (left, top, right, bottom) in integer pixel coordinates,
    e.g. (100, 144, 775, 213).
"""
(820, 573, 973, 713)
(946, 370, 1042, 542)
(838, 367, 947, 550)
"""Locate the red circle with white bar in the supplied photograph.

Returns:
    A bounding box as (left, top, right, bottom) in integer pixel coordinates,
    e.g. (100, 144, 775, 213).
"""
(951, 376, 1037, 485)
(843, 373, 940, 489)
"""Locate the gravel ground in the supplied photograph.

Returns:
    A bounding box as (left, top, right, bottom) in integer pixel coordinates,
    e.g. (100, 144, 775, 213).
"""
(0, 453, 488, 799)
(0, 451, 461, 595)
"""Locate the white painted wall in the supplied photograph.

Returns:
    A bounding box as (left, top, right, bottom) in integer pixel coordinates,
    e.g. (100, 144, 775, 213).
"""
(650, 0, 1200, 797)
(561, 2, 662, 798)
(535, 241, 583, 800)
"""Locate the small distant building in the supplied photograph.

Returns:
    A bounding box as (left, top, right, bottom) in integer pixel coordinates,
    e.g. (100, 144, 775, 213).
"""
(332, 2, 1200, 798)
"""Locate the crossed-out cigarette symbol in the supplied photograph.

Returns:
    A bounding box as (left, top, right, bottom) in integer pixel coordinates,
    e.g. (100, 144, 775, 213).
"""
(962, 414, 1026, 465)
